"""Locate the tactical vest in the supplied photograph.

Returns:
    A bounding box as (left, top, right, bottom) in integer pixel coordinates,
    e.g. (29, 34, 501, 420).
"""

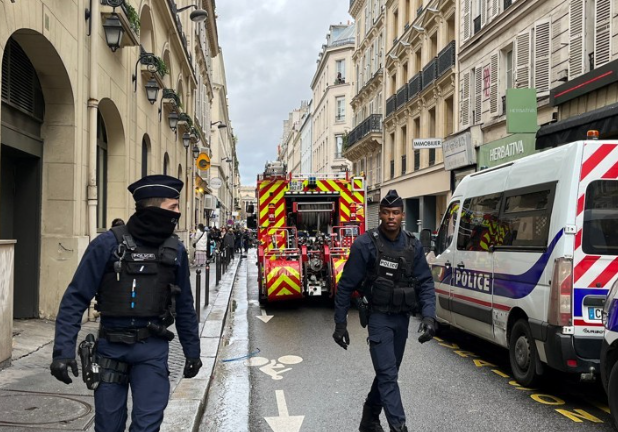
(96, 226, 179, 318)
(362, 228, 418, 314)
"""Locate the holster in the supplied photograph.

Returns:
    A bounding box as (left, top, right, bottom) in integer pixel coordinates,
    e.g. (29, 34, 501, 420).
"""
(357, 296, 370, 328)
(78, 334, 100, 390)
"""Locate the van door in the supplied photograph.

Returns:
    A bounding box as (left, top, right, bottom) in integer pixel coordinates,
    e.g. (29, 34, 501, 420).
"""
(575, 143, 618, 359)
(450, 193, 502, 341)
(431, 200, 461, 325)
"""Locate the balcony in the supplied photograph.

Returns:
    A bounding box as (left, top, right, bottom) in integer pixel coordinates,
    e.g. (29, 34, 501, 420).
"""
(346, 114, 383, 149)
(421, 57, 437, 90)
(408, 72, 422, 100)
(396, 85, 409, 109)
(386, 95, 397, 117)
(437, 41, 456, 77)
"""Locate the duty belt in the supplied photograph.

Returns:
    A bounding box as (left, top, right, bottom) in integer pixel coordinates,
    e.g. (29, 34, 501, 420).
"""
(99, 327, 153, 344)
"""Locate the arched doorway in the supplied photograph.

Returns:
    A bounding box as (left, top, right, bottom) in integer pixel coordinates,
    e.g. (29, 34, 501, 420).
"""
(142, 134, 151, 178)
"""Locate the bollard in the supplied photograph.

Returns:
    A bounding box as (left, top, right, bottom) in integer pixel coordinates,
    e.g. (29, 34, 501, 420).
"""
(195, 269, 202, 322)
(204, 260, 210, 306)
(216, 251, 221, 286)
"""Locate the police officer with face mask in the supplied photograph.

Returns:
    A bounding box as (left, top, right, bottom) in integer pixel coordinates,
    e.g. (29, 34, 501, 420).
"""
(50, 175, 201, 432)
(333, 189, 437, 432)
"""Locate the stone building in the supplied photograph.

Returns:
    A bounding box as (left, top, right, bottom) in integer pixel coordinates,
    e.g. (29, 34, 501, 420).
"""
(0, 0, 227, 365)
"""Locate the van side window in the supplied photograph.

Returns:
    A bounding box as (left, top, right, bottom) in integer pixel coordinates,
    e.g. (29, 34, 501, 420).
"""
(457, 193, 502, 252)
(435, 201, 460, 255)
(583, 180, 618, 255)
(500, 188, 553, 249)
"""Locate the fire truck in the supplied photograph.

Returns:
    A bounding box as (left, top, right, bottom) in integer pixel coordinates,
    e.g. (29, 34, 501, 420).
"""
(256, 161, 366, 304)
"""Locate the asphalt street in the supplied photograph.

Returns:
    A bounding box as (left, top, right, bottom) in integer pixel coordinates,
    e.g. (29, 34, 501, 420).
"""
(204, 250, 615, 431)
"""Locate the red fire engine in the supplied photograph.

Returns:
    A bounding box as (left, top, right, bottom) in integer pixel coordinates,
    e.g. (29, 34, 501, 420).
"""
(256, 162, 366, 304)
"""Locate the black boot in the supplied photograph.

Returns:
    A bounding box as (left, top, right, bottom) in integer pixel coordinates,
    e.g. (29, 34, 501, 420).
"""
(359, 402, 385, 432)
(389, 424, 408, 432)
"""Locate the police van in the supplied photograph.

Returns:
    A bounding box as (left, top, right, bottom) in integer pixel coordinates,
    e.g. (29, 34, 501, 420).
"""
(601, 278, 618, 427)
(427, 135, 618, 386)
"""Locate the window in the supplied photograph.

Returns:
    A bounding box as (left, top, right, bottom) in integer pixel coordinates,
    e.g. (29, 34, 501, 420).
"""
(336, 60, 346, 84)
(335, 135, 344, 158)
(336, 97, 346, 121)
(436, 201, 460, 255)
(457, 193, 502, 251)
(500, 185, 555, 249)
(583, 180, 618, 255)
(505, 48, 513, 90)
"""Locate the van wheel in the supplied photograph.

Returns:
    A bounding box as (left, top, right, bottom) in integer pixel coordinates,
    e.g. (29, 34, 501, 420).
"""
(608, 362, 618, 427)
(509, 319, 540, 387)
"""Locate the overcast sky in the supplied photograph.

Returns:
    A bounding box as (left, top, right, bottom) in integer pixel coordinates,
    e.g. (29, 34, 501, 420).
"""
(215, 1, 351, 186)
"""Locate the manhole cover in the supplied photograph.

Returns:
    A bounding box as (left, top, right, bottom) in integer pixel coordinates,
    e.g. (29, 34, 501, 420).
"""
(0, 393, 92, 425)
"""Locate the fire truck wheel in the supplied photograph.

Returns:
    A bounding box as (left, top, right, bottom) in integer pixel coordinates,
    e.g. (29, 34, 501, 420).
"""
(509, 319, 540, 387)
(608, 362, 618, 428)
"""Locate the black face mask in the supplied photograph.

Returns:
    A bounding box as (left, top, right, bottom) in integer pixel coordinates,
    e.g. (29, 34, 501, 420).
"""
(126, 206, 181, 246)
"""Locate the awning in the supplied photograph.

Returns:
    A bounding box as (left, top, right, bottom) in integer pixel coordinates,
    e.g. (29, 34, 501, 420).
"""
(536, 102, 618, 149)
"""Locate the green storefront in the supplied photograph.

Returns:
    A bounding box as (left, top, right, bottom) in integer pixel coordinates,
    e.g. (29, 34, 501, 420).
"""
(478, 133, 538, 169)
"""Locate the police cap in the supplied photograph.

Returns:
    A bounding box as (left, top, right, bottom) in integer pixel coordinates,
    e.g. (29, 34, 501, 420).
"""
(128, 175, 184, 201)
(380, 189, 404, 208)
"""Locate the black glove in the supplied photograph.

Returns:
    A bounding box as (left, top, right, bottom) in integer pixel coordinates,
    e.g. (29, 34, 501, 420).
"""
(418, 317, 437, 344)
(183, 358, 203, 379)
(332, 322, 350, 350)
(50, 358, 79, 384)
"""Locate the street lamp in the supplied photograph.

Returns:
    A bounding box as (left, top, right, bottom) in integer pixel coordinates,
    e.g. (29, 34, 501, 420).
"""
(192, 144, 200, 159)
(144, 78, 159, 104)
(177, 4, 208, 22)
(182, 132, 191, 149)
(102, 13, 124, 52)
(168, 111, 179, 131)
(210, 120, 228, 129)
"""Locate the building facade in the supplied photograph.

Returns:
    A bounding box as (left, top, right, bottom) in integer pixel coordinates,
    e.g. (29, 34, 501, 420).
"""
(381, 0, 457, 233)
(0, 0, 226, 364)
(346, 0, 387, 229)
(300, 101, 313, 174)
(278, 101, 309, 173)
(311, 24, 355, 174)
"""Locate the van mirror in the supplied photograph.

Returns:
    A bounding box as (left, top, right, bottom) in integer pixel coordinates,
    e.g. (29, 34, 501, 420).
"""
(420, 229, 433, 253)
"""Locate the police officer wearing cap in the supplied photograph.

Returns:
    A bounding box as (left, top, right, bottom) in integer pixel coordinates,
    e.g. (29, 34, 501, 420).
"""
(333, 189, 437, 432)
(50, 175, 201, 432)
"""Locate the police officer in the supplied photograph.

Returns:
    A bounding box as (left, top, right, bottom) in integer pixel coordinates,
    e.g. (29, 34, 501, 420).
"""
(333, 190, 437, 432)
(50, 175, 202, 432)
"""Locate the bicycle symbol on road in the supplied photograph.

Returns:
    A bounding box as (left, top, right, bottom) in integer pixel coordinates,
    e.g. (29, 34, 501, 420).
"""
(244, 355, 303, 380)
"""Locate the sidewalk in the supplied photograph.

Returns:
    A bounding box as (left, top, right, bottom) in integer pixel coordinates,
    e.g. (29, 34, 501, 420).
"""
(0, 253, 244, 431)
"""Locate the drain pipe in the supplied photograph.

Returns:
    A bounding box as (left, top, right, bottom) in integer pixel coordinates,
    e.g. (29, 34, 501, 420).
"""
(87, 0, 100, 241)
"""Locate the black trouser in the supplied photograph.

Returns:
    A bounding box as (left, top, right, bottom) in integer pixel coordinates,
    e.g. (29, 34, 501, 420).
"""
(366, 312, 410, 428)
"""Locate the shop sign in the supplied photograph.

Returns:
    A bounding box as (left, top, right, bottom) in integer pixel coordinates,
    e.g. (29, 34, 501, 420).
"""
(413, 138, 443, 149)
(442, 132, 476, 171)
(478, 133, 537, 168)
(506, 88, 538, 133)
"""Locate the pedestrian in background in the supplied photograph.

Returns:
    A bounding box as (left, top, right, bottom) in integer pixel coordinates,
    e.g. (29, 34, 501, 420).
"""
(332, 190, 437, 432)
(193, 223, 208, 267)
(224, 228, 235, 259)
(50, 174, 202, 432)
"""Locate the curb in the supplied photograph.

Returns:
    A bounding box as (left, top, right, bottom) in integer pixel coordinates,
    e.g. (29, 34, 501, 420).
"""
(160, 256, 244, 432)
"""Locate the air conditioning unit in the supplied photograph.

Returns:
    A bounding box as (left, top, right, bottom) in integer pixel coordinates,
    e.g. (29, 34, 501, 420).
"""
(204, 194, 216, 210)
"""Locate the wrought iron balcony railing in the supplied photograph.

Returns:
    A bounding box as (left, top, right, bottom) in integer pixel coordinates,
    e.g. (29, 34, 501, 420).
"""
(386, 95, 397, 117)
(421, 57, 437, 90)
(437, 40, 456, 77)
(408, 72, 422, 100)
(346, 114, 383, 149)
(396, 84, 409, 109)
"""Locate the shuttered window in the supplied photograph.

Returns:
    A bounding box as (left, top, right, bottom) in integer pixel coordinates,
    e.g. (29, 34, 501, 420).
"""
(1, 37, 44, 121)
(460, 71, 471, 127)
(569, 0, 586, 79)
(490, 53, 500, 115)
(491, 0, 500, 20)
(515, 31, 531, 88)
(534, 20, 552, 94)
(463, 0, 471, 41)
(474, 67, 482, 124)
(594, 0, 611, 69)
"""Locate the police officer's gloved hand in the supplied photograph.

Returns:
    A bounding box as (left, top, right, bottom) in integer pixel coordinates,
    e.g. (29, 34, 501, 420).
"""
(50, 358, 79, 384)
(418, 317, 437, 344)
(332, 322, 350, 350)
(183, 358, 203, 378)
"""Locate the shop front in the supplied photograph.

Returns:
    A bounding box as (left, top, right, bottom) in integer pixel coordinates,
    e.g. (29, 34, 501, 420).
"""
(478, 133, 538, 170)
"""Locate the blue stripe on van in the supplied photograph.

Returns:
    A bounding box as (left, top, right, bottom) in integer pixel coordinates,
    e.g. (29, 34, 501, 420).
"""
(493, 229, 564, 299)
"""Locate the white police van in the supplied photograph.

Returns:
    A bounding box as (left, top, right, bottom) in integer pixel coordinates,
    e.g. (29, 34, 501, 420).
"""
(428, 136, 618, 386)
(601, 279, 618, 426)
